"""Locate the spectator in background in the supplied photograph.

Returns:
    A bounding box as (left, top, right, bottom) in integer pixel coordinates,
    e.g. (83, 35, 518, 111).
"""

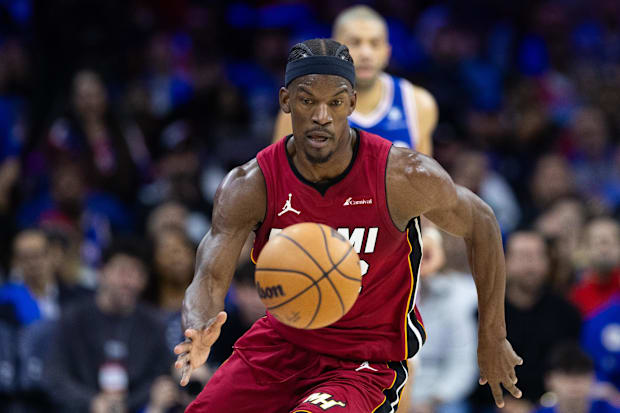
(410, 227, 478, 413)
(451, 148, 521, 234)
(581, 295, 620, 402)
(535, 196, 588, 293)
(46, 70, 149, 202)
(45, 240, 171, 413)
(0, 148, 19, 275)
(566, 107, 620, 213)
(227, 28, 288, 138)
(146, 201, 209, 246)
(142, 364, 212, 413)
(0, 319, 16, 410)
(0, 39, 26, 274)
(139, 123, 211, 219)
(146, 201, 188, 239)
(46, 227, 88, 290)
(0, 228, 87, 327)
(144, 33, 193, 120)
(524, 154, 577, 226)
(501, 396, 537, 413)
(570, 217, 620, 319)
(502, 231, 582, 407)
(209, 261, 264, 366)
(148, 227, 195, 352)
(18, 161, 133, 275)
(534, 343, 619, 413)
(169, 56, 251, 152)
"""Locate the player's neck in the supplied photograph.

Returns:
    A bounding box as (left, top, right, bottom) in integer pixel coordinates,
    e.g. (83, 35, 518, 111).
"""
(290, 129, 356, 183)
(354, 75, 384, 115)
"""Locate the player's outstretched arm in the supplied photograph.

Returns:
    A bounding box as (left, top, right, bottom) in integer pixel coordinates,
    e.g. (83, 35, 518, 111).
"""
(386, 148, 523, 408)
(174, 159, 266, 386)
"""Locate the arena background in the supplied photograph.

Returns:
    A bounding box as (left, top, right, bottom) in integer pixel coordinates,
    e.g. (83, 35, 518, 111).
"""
(0, 0, 618, 412)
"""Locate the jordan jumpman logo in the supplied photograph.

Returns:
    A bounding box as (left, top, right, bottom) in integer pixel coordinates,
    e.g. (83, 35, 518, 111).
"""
(355, 361, 378, 372)
(278, 193, 301, 216)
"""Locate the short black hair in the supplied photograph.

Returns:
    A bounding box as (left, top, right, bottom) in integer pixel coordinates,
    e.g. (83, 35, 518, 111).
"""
(547, 342, 594, 375)
(287, 38, 354, 65)
(287, 38, 355, 89)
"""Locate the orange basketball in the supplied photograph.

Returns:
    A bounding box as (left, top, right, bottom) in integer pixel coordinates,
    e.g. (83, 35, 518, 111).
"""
(255, 222, 362, 329)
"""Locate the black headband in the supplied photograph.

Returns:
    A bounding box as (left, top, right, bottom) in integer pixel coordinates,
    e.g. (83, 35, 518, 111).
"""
(285, 55, 356, 88)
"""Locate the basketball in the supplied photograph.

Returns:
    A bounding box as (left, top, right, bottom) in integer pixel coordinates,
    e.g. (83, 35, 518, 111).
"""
(254, 222, 362, 329)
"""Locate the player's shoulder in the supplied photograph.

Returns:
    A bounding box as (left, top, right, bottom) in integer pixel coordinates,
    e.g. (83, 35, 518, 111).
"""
(413, 85, 437, 113)
(386, 146, 456, 206)
(411, 85, 437, 114)
(393, 76, 437, 114)
(387, 146, 445, 181)
(216, 158, 266, 217)
(394, 76, 431, 98)
(221, 158, 265, 194)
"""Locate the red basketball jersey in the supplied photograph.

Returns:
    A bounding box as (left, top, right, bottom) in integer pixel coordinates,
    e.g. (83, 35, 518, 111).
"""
(251, 130, 426, 362)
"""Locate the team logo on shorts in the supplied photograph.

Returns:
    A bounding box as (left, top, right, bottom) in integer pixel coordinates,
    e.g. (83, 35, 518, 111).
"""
(355, 361, 378, 372)
(302, 393, 346, 410)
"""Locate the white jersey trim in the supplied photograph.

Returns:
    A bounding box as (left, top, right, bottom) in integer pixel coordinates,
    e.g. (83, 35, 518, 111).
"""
(407, 217, 424, 355)
(390, 361, 409, 412)
(400, 79, 420, 149)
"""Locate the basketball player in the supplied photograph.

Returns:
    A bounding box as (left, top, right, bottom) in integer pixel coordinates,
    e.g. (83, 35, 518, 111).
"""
(175, 39, 522, 412)
(272, 5, 437, 155)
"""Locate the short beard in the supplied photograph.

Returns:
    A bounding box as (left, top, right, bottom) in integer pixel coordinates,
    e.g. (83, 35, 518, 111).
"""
(304, 149, 334, 164)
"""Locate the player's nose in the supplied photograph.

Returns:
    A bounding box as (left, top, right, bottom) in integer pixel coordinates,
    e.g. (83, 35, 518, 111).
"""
(358, 42, 374, 59)
(312, 103, 332, 126)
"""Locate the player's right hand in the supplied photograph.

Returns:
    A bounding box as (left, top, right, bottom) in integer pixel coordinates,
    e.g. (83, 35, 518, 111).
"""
(174, 311, 227, 386)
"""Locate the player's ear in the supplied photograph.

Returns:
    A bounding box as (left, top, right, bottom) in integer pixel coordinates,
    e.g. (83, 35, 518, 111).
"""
(348, 89, 357, 116)
(279, 87, 291, 114)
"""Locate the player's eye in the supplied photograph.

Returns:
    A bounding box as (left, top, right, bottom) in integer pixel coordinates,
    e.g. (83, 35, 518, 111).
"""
(331, 100, 343, 106)
(302, 98, 313, 105)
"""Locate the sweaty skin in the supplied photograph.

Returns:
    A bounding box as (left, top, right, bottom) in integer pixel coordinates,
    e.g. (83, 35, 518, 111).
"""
(176, 74, 522, 408)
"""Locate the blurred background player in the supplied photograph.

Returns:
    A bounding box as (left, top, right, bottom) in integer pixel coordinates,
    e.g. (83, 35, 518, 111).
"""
(272, 5, 438, 155)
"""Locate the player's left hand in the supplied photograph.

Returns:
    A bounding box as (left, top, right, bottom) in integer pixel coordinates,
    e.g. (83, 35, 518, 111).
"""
(477, 336, 523, 408)
(174, 311, 227, 386)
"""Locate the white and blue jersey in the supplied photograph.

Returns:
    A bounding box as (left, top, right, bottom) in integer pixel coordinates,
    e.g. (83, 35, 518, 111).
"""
(348, 73, 420, 149)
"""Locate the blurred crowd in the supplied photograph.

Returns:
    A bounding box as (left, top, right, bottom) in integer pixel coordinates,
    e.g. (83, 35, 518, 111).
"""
(0, 0, 618, 412)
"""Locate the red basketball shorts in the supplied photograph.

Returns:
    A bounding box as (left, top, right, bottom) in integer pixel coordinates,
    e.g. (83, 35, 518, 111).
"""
(186, 317, 408, 413)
